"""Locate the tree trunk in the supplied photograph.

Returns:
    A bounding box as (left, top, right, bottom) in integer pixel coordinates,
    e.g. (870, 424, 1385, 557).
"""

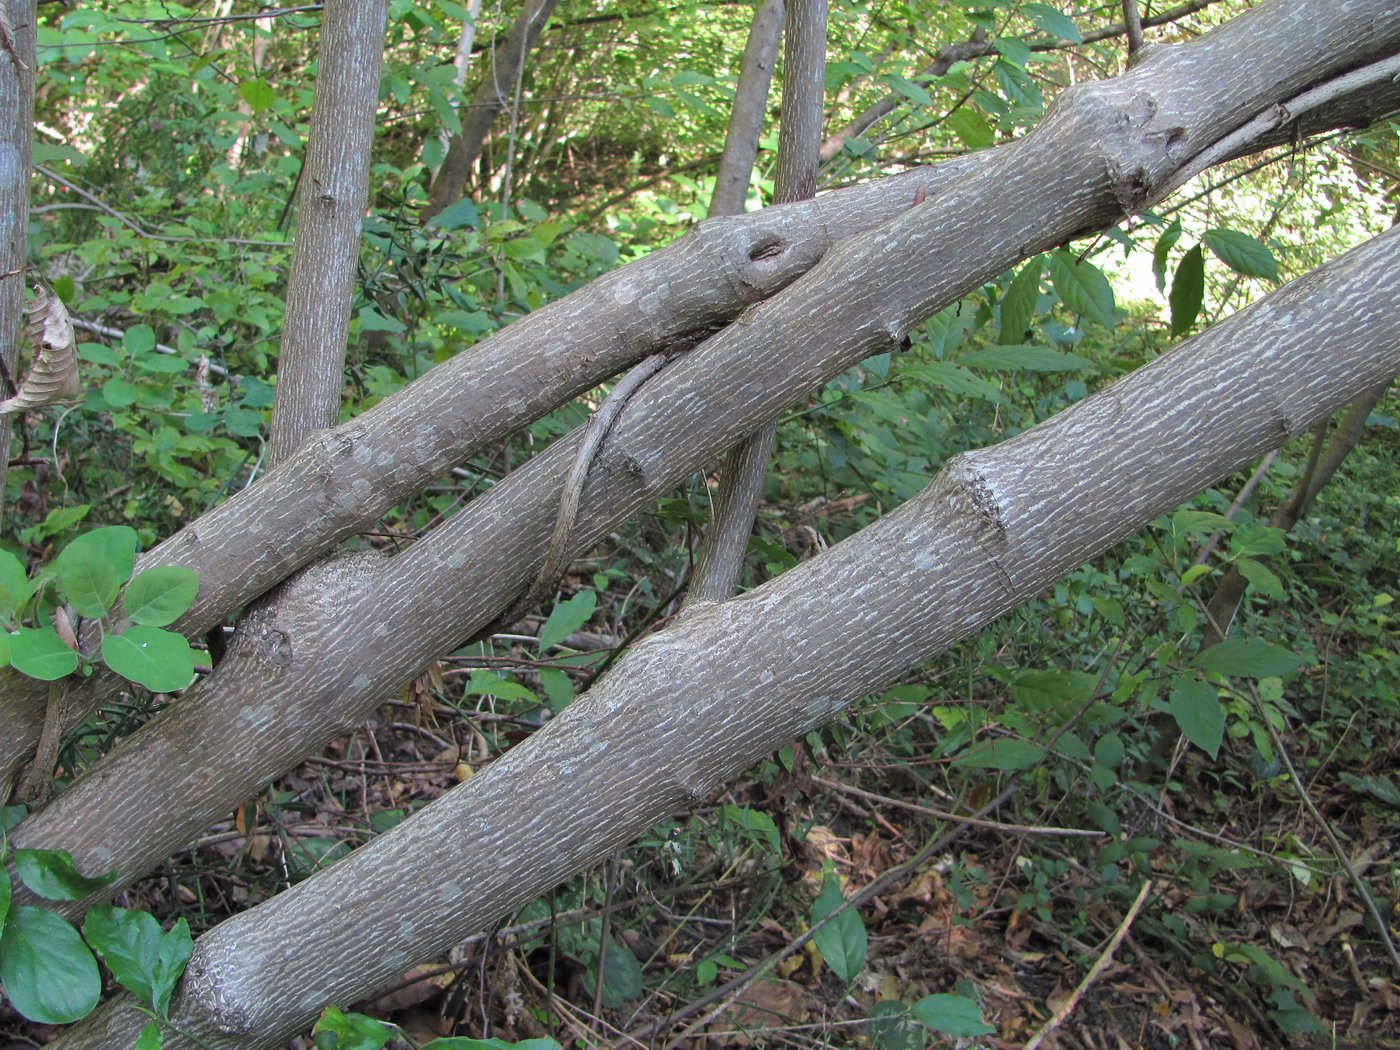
(7, 0, 1400, 919)
(422, 0, 560, 221)
(268, 0, 388, 465)
(0, 0, 35, 520)
(688, 0, 827, 605)
(708, 0, 784, 219)
(55, 221, 1400, 1050)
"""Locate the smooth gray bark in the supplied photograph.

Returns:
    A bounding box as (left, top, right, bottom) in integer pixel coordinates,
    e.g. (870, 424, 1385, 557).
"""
(268, 0, 388, 465)
(9, 0, 1400, 919)
(57, 219, 1400, 1050)
(3, 12, 1396, 783)
(0, 0, 35, 519)
(687, 0, 826, 605)
(708, 0, 784, 218)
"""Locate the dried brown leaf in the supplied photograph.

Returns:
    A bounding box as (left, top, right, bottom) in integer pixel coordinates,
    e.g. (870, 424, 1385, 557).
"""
(0, 281, 80, 415)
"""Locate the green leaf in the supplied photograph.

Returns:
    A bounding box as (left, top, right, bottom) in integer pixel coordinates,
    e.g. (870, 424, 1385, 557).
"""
(61, 526, 138, 583)
(946, 108, 993, 150)
(1235, 558, 1285, 600)
(0, 867, 9, 932)
(1022, 2, 1081, 42)
(461, 669, 539, 703)
(1152, 218, 1182, 293)
(1230, 523, 1287, 557)
(962, 346, 1092, 372)
(83, 905, 192, 1016)
(1339, 772, 1400, 807)
(812, 869, 867, 984)
(101, 626, 195, 693)
(910, 993, 996, 1037)
(883, 73, 931, 108)
(427, 197, 481, 230)
(56, 544, 120, 618)
(0, 906, 101, 1024)
(1169, 244, 1205, 336)
(9, 627, 79, 680)
(1204, 228, 1278, 281)
(0, 550, 30, 618)
(239, 78, 276, 114)
(312, 1005, 394, 1050)
(14, 849, 117, 901)
(719, 805, 780, 853)
(538, 666, 575, 711)
(952, 738, 1045, 771)
(124, 566, 200, 627)
(357, 305, 406, 334)
(866, 1001, 926, 1050)
(589, 936, 643, 1006)
(224, 405, 265, 437)
(1168, 677, 1224, 758)
(123, 325, 156, 356)
(538, 589, 596, 653)
(996, 258, 1042, 344)
(135, 1020, 163, 1050)
(900, 361, 1003, 403)
(1191, 638, 1304, 679)
(1048, 252, 1114, 326)
(103, 377, 141, 407)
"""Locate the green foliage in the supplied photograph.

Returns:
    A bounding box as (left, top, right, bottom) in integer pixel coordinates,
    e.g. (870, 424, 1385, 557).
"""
(811, 865, 867, 984)
(0, 528, 198, 692)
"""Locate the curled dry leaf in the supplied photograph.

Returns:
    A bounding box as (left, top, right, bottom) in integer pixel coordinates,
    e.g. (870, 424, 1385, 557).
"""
(0, 280, 81, 416)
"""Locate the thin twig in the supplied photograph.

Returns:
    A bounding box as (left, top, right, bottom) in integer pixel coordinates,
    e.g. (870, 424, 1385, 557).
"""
(1251, 684, 1400, 976)
(1022, 879, 1153, 1050)
(809, 775, 1105, 838)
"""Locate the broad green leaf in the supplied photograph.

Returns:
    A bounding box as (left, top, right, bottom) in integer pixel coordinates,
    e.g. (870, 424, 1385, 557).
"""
(1010, 669, 1097, 717)
(1168, 677, 1224, 758)
(123, 325, 156, 356)
(9, 627, 79, 680)
(224, 405, 264, 437)
(56, 544, 120, 618)
(883, 73, 932, 108)
(812, 869, 867, 984)
(946, 107, 993, 150)
(102, 626, 195, 692)
(538, 666, 575, 711)
(589, 936, 643, 1006)
(719, 805, 780, 852)
(910, 993, 996, 1037)
(1191, 638, 1304, 679)
(900, 361, 1003, 403)
(996, 258, 1042, 344)
(135, 1021, 163, 1050)
(1169, 244, 1205, 336)
(14, 849, 117, 901)
(103, 377, 141, 407)
(426, 198, 480, 230)
(83, 905, 192, 1017)
(60, 526, 138, 583)
(1204, 228, 1278, 281)
(866, 1001, 926, 1050)
(1339, 772, 1400, 807)
(962, 346, 1092, 372)
(1023, 2, 1081, 42)
(1236, 558, 1285, 600)
(538, 589, 596, 653)
(0, 550, 30, 617)
(1172, 509, 1234, 535)
(1152, 218, 1182, 292)
(358, 305, 406, 334)
(952, 738, 1044, 771)
(0, 906, 101, 1023)
(1048, 252, 1114, 326)
(312, 1005, 393, 1050)
(461, 669, 540, 702)
(124, 566, 200, 626)
(239, 78, 276, 114)
(1230, 523, 1287, 557)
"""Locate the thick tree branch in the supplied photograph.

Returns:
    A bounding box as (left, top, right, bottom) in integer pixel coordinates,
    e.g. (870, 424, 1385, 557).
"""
(58, 221, 1400, 1050)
